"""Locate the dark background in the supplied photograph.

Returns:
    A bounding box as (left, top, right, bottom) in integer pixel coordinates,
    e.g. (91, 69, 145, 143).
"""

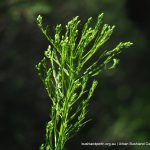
(0, 0, 150, 150)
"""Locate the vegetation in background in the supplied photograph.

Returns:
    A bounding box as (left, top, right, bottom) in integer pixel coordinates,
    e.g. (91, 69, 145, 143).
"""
(36, 13, 132, 150)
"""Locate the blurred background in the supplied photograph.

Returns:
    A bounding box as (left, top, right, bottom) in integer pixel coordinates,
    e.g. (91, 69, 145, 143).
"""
(0, 0, 150, 150)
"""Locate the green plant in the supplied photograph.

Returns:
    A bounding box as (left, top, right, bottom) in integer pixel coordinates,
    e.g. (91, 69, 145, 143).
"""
(36, 13, 132, 150)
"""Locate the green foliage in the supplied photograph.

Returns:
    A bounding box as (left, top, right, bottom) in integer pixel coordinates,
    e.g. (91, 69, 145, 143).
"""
(36, 13, 132, 150)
